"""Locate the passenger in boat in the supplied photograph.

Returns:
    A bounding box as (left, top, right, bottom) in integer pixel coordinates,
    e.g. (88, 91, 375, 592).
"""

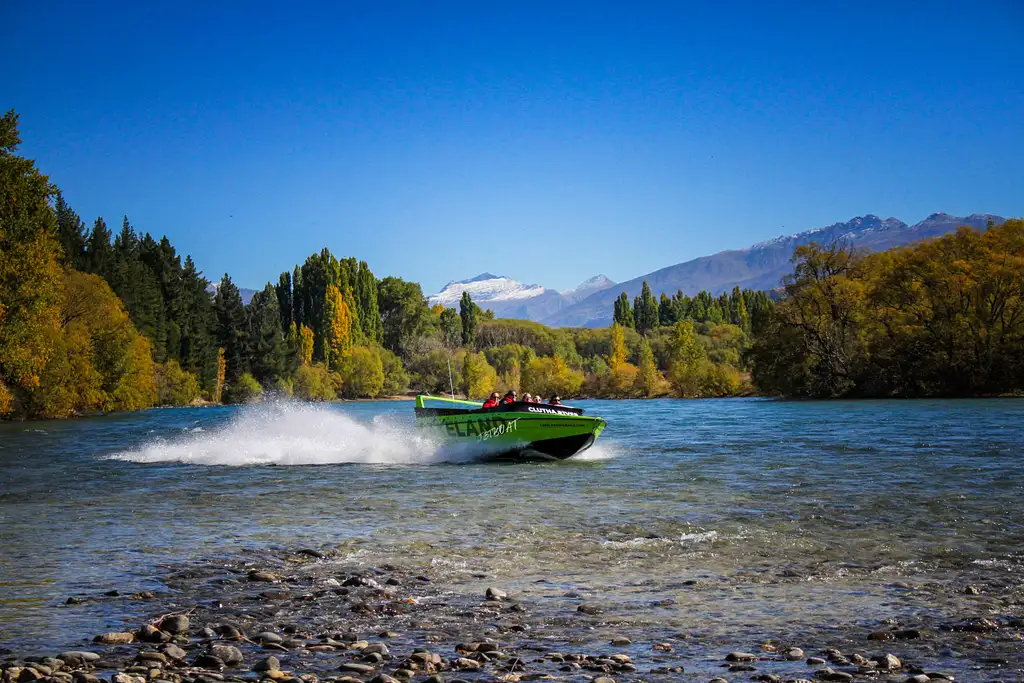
(522, 393, 533, 403)
(548, 395, 562, 405)
(481, 392, 500, 409)
(501, 390, 517, 404)
(532, 395, 542, 404)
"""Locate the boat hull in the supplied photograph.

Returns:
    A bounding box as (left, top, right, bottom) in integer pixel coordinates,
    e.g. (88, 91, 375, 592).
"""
(414, 401, 606, 460)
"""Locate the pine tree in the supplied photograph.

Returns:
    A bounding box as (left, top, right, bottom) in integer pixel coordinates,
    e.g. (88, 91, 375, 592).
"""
(247, 284, 288, 384)
(53, 191, 87, 269)
(613, 292, 634, 328)
(84, 217, 113, 277)
(439, 307, 462, 348)
(213, 274, 249, 383)
(460, 291, 477, 346)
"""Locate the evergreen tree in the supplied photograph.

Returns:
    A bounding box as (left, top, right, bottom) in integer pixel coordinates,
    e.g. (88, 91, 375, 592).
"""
(275, 271, 292, 333)
(84, 216, 113, 277)
(176, 256, 218, 391)
(213, 274, 249, 383)
(53, 191, 87, 269)
(634, 281, 660, 335)
(460, 291, 478, 346)
(658, 292, 675, 326)
(613, 291, 634, 328)
(247, 284, 288, 384)
(729, 285, 751, 331)
(439, 307, 462, 348)
(355, 261, 383, 344)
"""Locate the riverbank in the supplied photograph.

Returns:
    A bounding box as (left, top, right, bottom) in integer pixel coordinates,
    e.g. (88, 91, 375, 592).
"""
(5, 545, 1022, 683)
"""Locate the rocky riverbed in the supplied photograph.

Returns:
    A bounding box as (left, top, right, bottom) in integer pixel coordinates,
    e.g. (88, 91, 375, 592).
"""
(3, 547, 1022, 683)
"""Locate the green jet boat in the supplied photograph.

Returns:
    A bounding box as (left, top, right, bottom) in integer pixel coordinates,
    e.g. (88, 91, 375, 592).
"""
(414, 395, 607, 460)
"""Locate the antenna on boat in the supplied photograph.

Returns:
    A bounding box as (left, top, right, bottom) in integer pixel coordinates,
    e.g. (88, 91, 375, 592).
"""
(447, 358, 456, 400)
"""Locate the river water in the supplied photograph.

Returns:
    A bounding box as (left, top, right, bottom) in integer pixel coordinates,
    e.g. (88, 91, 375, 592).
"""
(1, 398, 1022, 676)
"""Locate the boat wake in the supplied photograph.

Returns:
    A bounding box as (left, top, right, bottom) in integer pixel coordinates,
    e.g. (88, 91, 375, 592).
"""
(109, 401, 490, 466)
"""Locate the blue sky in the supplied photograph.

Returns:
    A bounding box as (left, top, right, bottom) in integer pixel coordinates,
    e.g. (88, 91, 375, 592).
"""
(6, 1, 1022, 293)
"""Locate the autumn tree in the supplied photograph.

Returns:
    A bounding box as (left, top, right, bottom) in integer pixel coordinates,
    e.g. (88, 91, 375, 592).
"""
(0, 110, 64, 415)
(460, 352, 498, 399)
(323, 284, 354, 369)
(633, 281, 660, 335)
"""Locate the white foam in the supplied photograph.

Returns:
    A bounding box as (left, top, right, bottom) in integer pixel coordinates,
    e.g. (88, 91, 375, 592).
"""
(679, 530, 719, 544)
(573, 442, 619, 461)
(109, 401, 484, 466)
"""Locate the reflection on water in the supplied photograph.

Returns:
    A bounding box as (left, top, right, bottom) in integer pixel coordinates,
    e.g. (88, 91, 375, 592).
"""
(1, 398, 1022, 654)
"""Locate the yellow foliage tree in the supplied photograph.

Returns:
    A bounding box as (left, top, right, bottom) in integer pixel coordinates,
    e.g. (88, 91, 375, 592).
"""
(215, 347, 226, 403)
(26, 272, 157, 417)
(634, 337, 665, 397)
(155, 360, 202, 406)
(324, 284, 353, 369)
(523, 356, 583, 398)
(298, 323, 314, 366)
(608, 323, 628, 369)
(339, 346, 385, 398)
(0, 111, 64, 413)
(461, 351, 498, 399)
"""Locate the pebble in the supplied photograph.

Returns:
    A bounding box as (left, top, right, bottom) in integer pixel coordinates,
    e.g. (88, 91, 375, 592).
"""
(594, 678, 616, 683)
(338, 663, 377, 674)
(159, 615, 189, 634)
(370, 675, 400, 683)
(94, 632, 135, 645)
(58, 653, 100, 666)
(486, 587, 508, 601)
(807, 657, 826, 665)
(725, 652, 756, 662)
(709, 678, 729, 683)
(906, 676, 931, 683)
(192, 655, 225, 671)
(254, 632, 283, 644)
(160, 644, 187, 661)
(253, 656, 280, 672)
(576, 604, 602, 615)
(785, 648, 805, 660)
(610, 637, 631, 646)
(874, 653, 902, 670)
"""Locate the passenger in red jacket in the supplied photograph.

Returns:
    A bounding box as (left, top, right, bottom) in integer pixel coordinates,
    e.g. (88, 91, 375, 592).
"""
(481, 392, 500, 409)
(501, 390, 518, 404)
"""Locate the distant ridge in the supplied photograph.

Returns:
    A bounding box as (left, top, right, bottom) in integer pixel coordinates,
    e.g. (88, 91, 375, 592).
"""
(428, 273, 616, 322)
(541, 212, 1007, 328)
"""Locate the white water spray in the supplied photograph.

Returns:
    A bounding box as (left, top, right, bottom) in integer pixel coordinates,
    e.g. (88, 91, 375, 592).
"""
(110, 401, 482, 466)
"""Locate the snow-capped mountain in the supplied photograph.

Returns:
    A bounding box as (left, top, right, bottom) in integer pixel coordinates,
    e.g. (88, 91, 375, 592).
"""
(429, 273, 617, 322)
(562, 274, 616, 304)
(430, 273, 550, 308)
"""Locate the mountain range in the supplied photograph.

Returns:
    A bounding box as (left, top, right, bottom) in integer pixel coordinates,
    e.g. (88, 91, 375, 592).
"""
(428, 273, 617, 321)
(430, 212, 1007, 328)
(542, 212, 1005, 328)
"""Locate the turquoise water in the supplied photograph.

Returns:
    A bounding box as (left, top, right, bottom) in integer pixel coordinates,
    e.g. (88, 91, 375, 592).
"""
(1, 398, 1022, 667)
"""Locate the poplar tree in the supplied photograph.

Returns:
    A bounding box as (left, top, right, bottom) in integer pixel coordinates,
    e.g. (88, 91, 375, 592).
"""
(633, 281, 659, 335)
(323, 284, 353, 369)
(460, 291, 477, 346)
(613, 292, 634, 328)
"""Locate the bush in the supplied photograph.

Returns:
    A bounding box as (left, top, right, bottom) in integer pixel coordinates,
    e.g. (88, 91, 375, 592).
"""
(522, 356, 583, 399)
(293, 364, 336, 401)
(154, 360, 202, 406)
(379, 346, 409, 396)
(339, 346, 385, 398)
(224, 372, 263, 404)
